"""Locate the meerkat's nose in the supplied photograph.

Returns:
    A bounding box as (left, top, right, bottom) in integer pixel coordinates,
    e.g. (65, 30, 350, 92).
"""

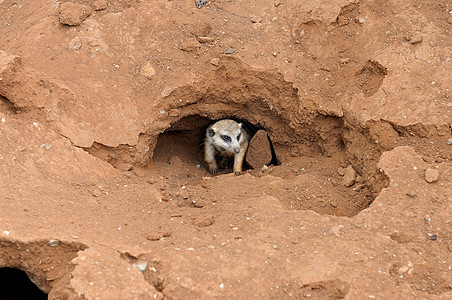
(234, 147, 240, 154)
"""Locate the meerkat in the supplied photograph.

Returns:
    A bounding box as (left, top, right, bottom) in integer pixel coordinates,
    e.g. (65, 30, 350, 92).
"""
(204, 119, 250, 175)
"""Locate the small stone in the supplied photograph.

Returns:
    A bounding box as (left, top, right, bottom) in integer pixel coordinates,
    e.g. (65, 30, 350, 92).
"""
(425, 168, 439, 183)
(272, 52, 278, 57)
(146, 177, 158, 184)
(224, 47, 236, 54)
(141, 63, 155, 79)
(197, 36, 215, 43)
(179, 188, 190, 200)
(161, 87, 173, 98)
(342, 165, 356, 187)
(132, 261, 147, 272)
(210, 57, 220, 66)
(447, 138, 452, 145)
(337, 167, 345, 176)
(59, 2, 92, 26)
(274, 0, 281, 7)
(252, 23, 263, 29)
(352, 184, 363, 191)
(91, 189, 102, 197)
(92, 0, 107, 10)
(246, 130, 273, 169)
(336, 15, 350, 27)
(47, 240, 60, 247)
(192, 199, 206, 208)
(168, 109, 181, 117)
(398, 265, 410, 274)
(120, 163, 133, 171)
(406, 191, 416, 198)
(340, 58, 350, 64)
(147, 233, 162, 241)
(447, 15, 452, 25)
(429, 234, 437, 241)
(195, 214, 215, 227)
(68, 36, 82, 50)
(409, 34, 423, 45)
(161, 231, 172, 237)
(179, 38, 201, 52)
(389, 232, 411, 243)
(251, 16, 262, 23)
(189, 22, 212, 37)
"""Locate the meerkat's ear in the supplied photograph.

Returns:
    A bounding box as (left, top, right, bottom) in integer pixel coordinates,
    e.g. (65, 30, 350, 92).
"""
(208, 128, 215, 137)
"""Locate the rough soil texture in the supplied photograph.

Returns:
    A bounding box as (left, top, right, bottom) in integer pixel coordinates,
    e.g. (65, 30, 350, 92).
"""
(0, 0, 452, 299)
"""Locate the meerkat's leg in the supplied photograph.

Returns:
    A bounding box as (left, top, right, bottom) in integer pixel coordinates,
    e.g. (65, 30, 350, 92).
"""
(233, 145, 247, 176)
(204, 142, 217, 174)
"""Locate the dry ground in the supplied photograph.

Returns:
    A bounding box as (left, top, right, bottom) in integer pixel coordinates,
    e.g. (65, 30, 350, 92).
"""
(0, 0, 452, 299)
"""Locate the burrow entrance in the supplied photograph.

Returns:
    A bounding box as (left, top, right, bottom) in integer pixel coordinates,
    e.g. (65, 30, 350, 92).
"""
(150, 113, 379, 216)
(152, 115, 279, 176)
(0, 239, 86, 298)
(139, 57, 390, 216)
(0, 268, 47, 299)
(90, 57, 389, 216)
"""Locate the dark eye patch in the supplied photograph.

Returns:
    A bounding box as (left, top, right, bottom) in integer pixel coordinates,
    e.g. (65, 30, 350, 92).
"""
(237, 133, 241, 141)
(221, 135, 231, 142)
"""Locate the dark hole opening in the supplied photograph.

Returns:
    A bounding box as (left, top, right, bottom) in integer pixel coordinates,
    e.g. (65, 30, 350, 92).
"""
(0, 268, 47, 300)
(153, 115, 210, 167)
(153, 115, 279, 174)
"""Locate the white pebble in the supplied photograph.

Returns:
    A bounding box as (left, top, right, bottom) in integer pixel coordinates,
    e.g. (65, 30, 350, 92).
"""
(47, 240, 60, 247)
(132, 262, 147, 272)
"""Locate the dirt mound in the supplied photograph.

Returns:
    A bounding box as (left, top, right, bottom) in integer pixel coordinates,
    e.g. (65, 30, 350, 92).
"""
(0, 0, 451, 298)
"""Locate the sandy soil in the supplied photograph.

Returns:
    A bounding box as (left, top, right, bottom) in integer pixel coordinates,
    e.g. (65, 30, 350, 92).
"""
(0, 0, 451, 298)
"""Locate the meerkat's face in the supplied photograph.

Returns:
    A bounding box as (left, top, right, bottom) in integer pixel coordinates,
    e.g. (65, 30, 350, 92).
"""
(207, 120, 243, 154)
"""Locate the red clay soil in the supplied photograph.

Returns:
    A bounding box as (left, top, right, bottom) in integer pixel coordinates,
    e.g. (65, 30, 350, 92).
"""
(0, 0, 451, 299)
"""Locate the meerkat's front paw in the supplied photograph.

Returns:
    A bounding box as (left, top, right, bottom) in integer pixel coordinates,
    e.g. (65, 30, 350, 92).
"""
(209, 165, 217, 174)
(234, 170, 242, 176)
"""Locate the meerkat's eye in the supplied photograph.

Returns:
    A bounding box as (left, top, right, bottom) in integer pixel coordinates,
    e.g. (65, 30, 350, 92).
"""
(221, 135, 231, 142)
(237, 133, 241, 141)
